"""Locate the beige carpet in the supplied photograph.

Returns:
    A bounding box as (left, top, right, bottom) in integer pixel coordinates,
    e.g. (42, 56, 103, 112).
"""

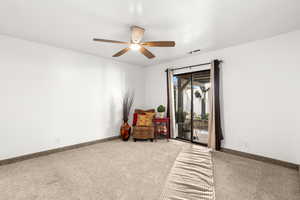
(0, 139, 186, 200)
(0, 139, 299, 200)
(213, 151, 300, 200)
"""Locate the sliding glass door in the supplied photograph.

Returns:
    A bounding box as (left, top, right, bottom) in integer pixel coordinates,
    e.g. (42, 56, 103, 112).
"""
(174, 70, 210, 145)
(192, 71, 211, 144)
(173, 74, 192, 141)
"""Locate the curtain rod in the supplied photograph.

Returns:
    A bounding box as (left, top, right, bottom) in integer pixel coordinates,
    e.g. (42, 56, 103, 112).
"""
(166, 60, 223, 72)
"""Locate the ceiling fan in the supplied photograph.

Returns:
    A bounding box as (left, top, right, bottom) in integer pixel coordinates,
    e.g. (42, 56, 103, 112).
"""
(93, 26, 175, 59)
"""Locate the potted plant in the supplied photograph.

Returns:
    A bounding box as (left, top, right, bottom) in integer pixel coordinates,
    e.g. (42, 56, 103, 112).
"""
(156, 105, 166, 118)
(120, 91, 134, 141)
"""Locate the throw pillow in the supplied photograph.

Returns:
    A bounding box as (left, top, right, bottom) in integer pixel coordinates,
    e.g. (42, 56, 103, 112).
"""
(136, 113, 154, 126)
(136, 115, 149, 126)
(133, 113, 145, 126)
(145, 112, 155, 121)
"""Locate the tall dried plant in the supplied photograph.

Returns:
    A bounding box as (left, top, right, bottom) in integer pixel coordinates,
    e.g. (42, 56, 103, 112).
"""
(122, 90, 134, 123)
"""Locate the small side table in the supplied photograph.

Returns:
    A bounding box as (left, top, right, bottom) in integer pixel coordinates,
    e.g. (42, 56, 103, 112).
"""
(153, 117, 169, 142)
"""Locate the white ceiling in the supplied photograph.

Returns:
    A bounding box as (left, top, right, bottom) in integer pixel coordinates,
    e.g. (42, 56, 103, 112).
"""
(1, 0, 300, 66)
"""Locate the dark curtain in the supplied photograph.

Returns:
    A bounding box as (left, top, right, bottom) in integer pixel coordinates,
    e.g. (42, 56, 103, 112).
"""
(166, 69, 171, 135)
(166, 69, 170, 118)
(213, 60, 224, 150)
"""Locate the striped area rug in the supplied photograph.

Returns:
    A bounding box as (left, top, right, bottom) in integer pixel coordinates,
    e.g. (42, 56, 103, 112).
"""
(160, 145, 215, 200)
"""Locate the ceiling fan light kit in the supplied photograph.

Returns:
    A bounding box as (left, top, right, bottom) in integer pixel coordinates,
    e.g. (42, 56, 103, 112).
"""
(130, 43, 141, 51)
(93, 25, 175, 59)
(130, 26, 145, 43)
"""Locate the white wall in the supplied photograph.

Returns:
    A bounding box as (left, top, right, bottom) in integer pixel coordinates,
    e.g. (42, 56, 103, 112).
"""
(143, 30, 300, 164)
(0, 35, 144, 160)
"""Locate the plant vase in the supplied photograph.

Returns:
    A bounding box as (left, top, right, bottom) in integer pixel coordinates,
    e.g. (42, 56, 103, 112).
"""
(121, 90, 134, 141)
(120, 121, 131, 141)
(156, 105, 166, 118)
(157, 112, 165, 118)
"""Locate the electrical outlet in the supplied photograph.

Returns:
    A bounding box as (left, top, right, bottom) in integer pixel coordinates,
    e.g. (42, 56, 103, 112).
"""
(243, 141, 249, 149)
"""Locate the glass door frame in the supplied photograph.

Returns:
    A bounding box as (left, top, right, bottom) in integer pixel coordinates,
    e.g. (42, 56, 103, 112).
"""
(174, 70, 210, 146)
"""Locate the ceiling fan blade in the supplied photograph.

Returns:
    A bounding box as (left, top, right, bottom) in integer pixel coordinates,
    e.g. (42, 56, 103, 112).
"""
(93, 38, 129, 44)
(141, 41, 175, 47)
(112, 48, 130, 57)
(139, 46, 155, 59)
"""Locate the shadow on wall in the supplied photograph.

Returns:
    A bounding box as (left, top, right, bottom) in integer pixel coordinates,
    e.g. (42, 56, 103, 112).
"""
(107, 97, 122, 137)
